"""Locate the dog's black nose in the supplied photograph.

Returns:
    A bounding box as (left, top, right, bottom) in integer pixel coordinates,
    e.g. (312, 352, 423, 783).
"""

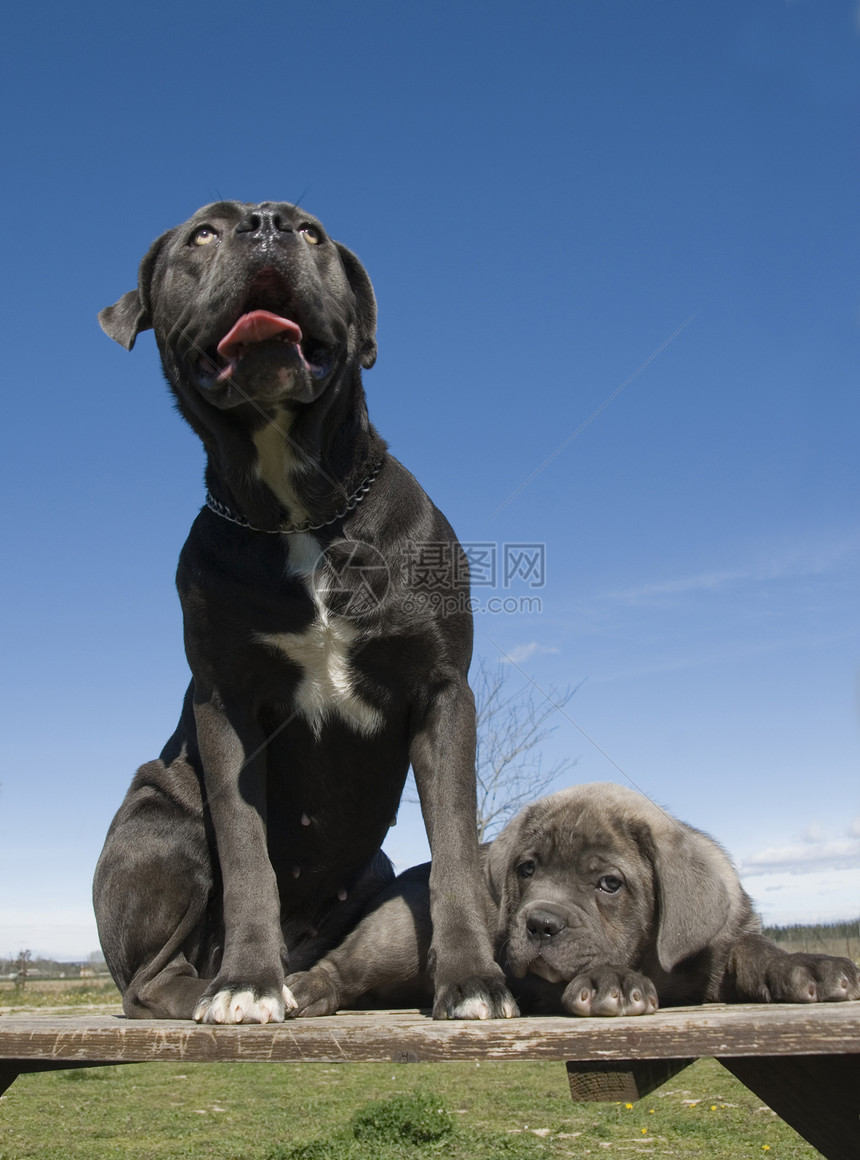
(234, 207, 291, 238)
(525, 907, 567, 942)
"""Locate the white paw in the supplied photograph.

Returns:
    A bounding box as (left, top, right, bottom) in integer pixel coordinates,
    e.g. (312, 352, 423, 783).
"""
(449, 996, 491, 1020)
(194, 987, 291, 1024)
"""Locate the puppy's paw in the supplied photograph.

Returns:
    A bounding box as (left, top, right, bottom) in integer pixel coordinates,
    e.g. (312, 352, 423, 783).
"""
(763, 953, 860, 1003)
(433, 975, 519, 1020)
(283, 968, 342, 1017)
(193, 984, 297, 1024)
(563, 966, 658, 1018)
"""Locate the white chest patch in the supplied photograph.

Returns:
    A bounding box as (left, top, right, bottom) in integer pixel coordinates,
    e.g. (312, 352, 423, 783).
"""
(252, 411, 310, 524)
(255, 536, 383, 739)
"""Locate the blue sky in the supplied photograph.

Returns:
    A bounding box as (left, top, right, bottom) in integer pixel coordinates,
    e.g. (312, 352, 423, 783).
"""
(1, 0, 858, 960)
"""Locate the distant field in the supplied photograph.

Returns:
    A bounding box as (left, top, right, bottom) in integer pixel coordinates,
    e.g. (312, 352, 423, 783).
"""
(763, 920, 859, 962)
(0, 978, 120, 1009)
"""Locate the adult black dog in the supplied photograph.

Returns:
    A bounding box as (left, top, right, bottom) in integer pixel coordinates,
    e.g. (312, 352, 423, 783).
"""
(93, 200, 516, 1024)
(285, 782, 860, 1016)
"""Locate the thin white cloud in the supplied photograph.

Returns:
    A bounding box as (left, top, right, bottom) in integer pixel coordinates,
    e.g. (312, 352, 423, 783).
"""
(740, 819, 860, 877)
(603, 532, 860, 608)
(502, 642, 561, 664)
(606, 568, 751, 605)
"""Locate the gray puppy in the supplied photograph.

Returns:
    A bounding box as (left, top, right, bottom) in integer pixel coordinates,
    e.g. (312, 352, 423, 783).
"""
(286, 782, 860, 1016)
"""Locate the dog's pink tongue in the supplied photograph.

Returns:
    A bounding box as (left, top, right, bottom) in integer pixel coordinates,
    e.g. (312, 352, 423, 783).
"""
(217, 310, 302, 362)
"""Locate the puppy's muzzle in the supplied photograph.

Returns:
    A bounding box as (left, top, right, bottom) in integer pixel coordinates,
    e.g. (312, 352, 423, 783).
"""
(525, 904, 568, 944)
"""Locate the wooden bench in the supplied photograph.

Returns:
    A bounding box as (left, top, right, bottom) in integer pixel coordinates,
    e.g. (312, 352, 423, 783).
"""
(2, 1002, 858, 1158)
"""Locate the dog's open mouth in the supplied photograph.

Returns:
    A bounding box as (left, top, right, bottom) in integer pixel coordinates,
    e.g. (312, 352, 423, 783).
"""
(214, 309, 333, 383)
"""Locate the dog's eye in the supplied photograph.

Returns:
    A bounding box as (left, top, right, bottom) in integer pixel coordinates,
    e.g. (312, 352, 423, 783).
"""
(190, 226, 219, 247)
(300, 225, 322, 245)
(597, 875, 623, 894)
(517, 861, 536, 879)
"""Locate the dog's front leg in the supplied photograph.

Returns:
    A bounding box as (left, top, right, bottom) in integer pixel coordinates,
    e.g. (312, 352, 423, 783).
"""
(191, 692, 294, 1024)
(410, 680, 518, 1020)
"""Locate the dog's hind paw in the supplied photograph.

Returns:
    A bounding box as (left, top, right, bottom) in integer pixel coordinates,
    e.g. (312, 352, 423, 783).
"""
(759, 952, 860, 1003)
(283, 968, 342, 1017)
(433, 976, 519, 1020)
(193, 985, 297, 1024)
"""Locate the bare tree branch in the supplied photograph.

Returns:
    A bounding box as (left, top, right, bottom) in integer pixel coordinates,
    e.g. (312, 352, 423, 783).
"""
(401, 660, 582, 842)
(472, 658, 582, 841)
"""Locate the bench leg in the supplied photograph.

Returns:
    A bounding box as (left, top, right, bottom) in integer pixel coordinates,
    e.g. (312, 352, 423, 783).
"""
(720, 1054, 860, 1160)
(0, 1060, 119, 1099)
(0, 1066, 21, 1098)
(566, 1058, 695, 1101)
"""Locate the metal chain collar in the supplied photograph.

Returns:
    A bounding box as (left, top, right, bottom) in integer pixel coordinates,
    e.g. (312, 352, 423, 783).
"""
(204, 458, 384, 534)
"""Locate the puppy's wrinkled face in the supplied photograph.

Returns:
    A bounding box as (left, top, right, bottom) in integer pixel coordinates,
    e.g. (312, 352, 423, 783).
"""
(494, 798, 657, 984)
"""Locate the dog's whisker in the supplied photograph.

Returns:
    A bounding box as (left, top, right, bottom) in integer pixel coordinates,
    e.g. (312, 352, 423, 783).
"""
(292, 186, 311, 211)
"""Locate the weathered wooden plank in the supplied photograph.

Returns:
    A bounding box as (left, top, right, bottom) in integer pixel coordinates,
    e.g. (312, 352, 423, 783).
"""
(0, 1003, 858, 1066)
(721, 1054, 860, 1160)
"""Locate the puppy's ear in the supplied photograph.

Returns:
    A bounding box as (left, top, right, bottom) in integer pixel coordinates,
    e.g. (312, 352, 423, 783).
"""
(484, 807, 536, 948)
(485, 820, 519, 907)
(649, 822, 740, 972)
(336, 242, 378, 370)
(98, 228, 174, 350)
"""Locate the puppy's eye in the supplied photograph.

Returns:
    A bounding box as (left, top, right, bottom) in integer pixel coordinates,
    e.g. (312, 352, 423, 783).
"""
(597, 875, 623, 894)
(299, 225, 321, 245)
(517, 861, 535, 879)
(190, 226, 219, 247)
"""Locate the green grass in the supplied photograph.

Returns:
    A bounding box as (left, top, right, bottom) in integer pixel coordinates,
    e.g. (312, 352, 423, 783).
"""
(0, 1056, 821, 1158)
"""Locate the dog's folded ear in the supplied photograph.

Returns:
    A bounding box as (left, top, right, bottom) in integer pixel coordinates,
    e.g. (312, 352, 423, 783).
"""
(483, 810, 530, 947)
(484, 821, 517, 907)
(98, 229, 175, 351)
(336, 243, 378, 370)
(649, 823, 741, 972)
(99, 290, 151, 350)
